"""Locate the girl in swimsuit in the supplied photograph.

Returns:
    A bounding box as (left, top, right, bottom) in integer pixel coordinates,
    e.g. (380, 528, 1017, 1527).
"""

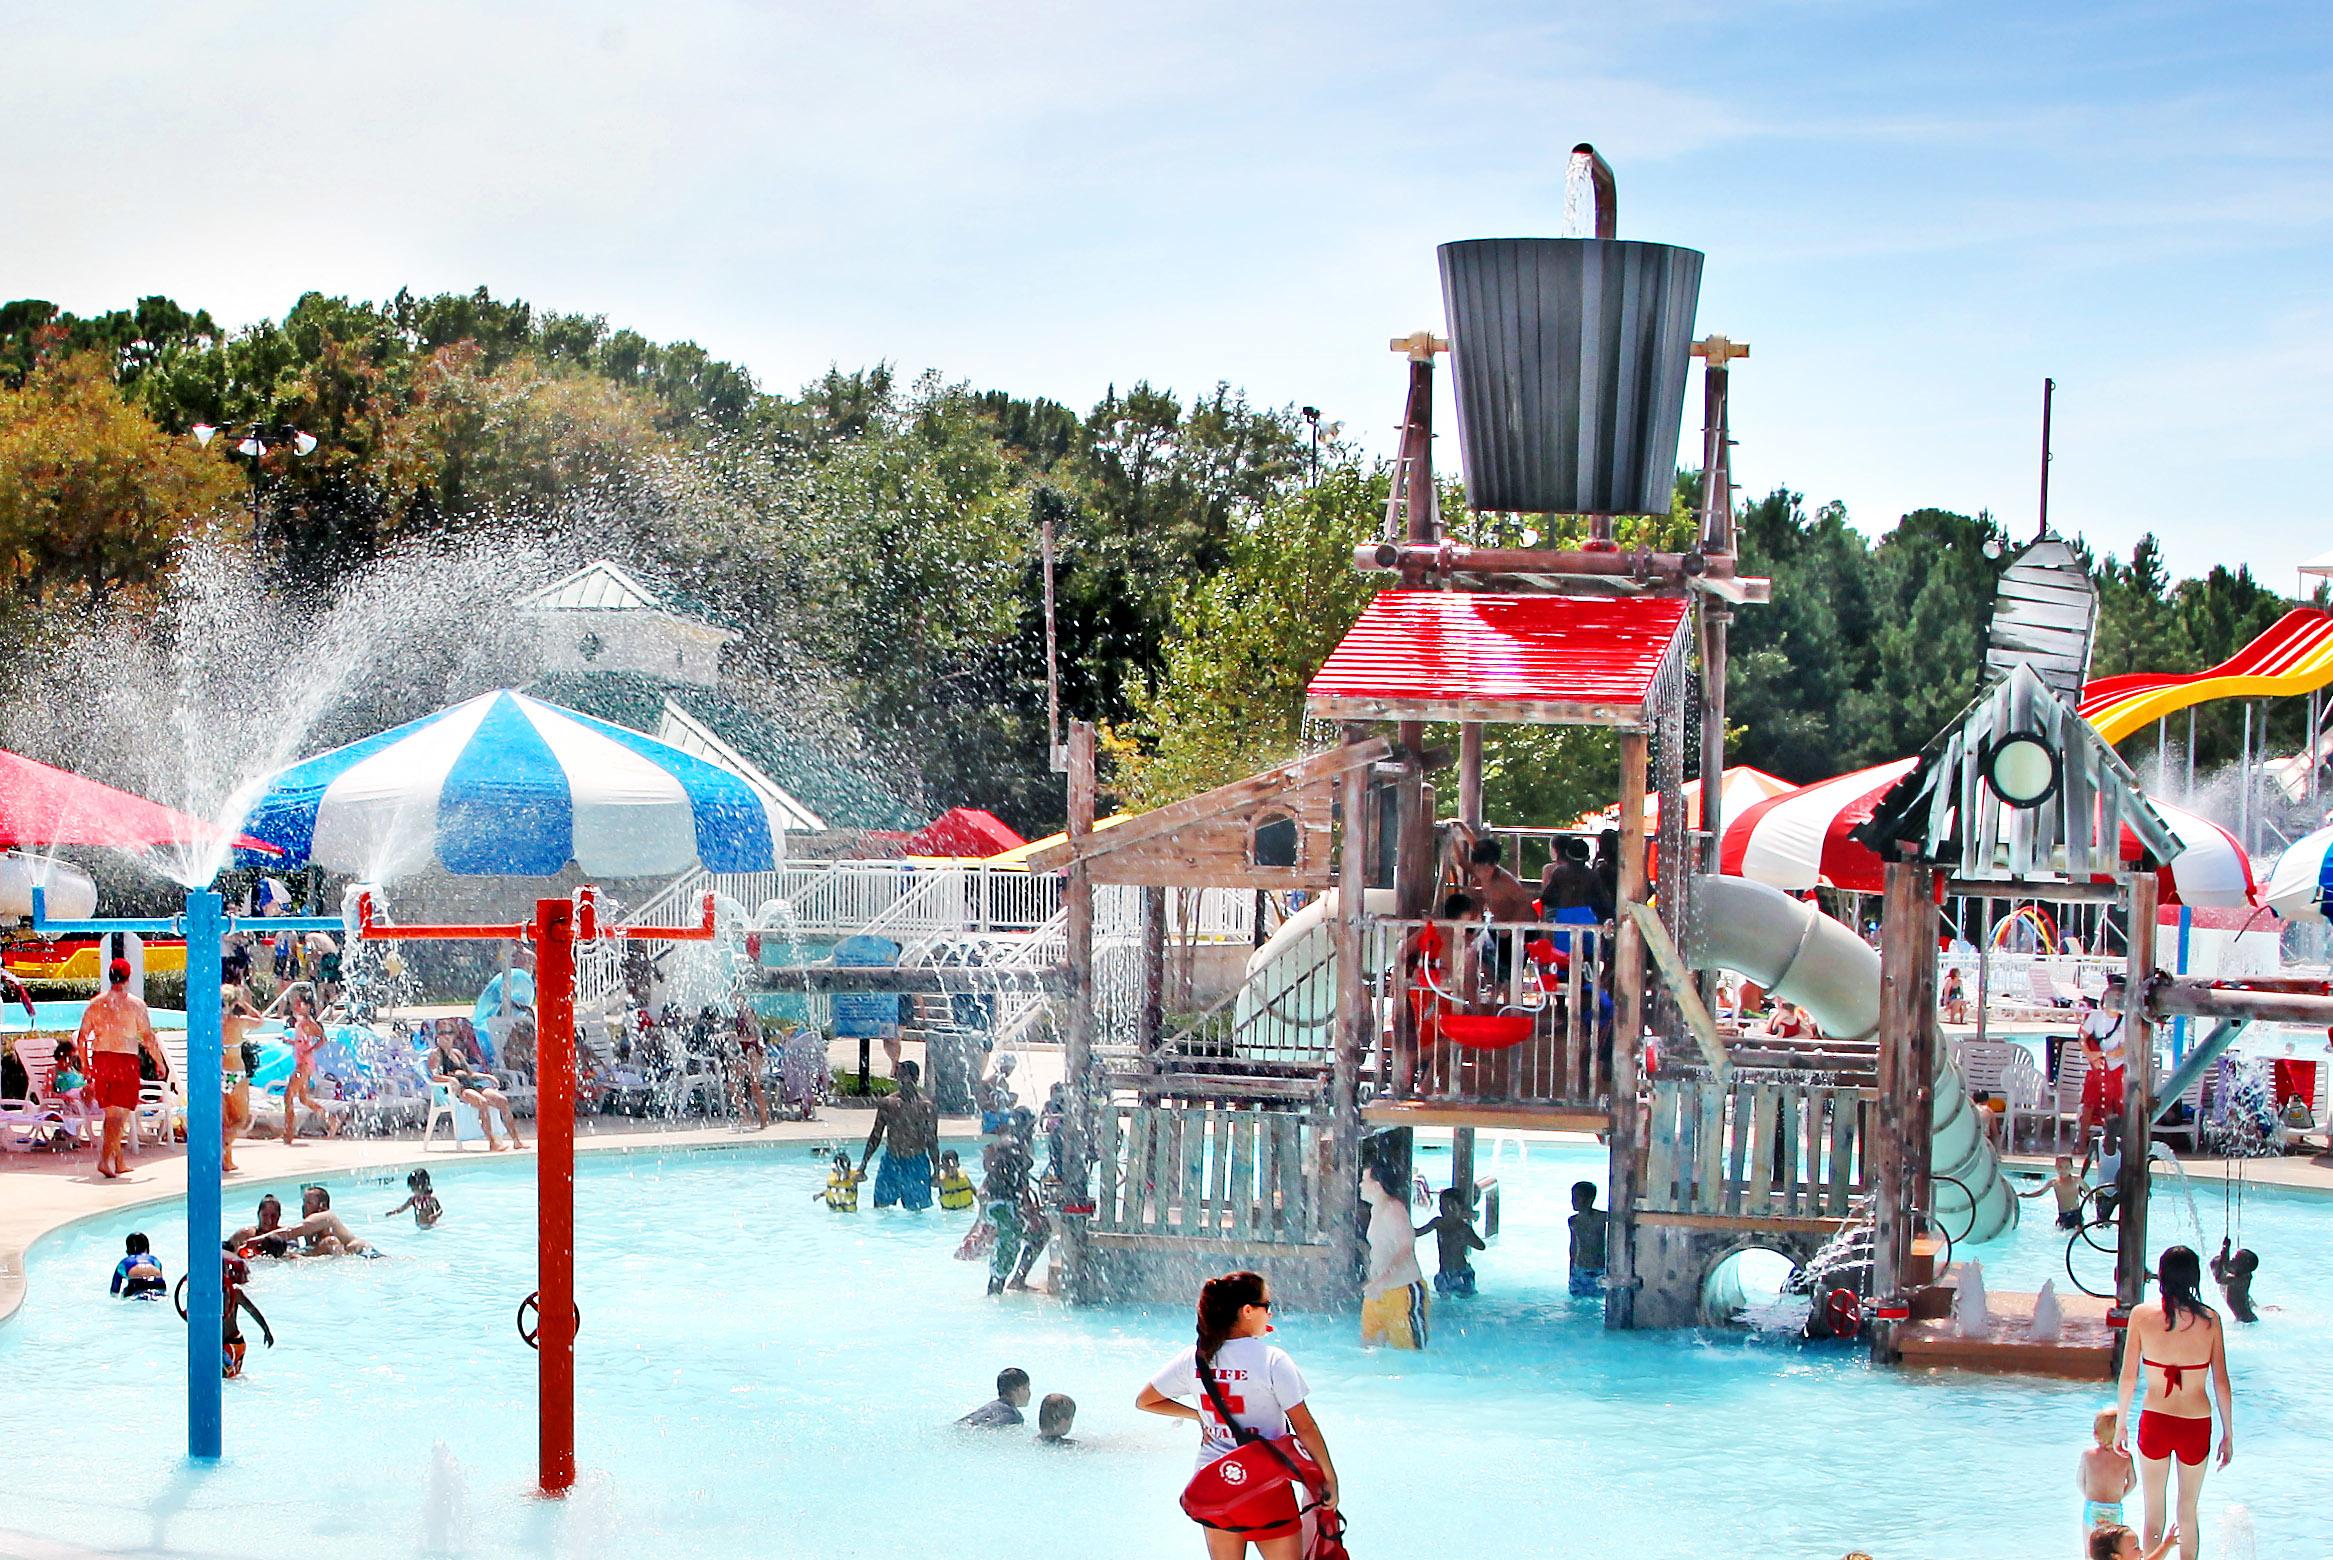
(221, 982, 262, 1171)
(2114, 1245, 2233, 1560)
(280, 990, 333, 1143)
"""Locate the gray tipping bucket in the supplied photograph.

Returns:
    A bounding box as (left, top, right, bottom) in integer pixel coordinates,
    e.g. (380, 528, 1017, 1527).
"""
(1438, 237, 1703, 516)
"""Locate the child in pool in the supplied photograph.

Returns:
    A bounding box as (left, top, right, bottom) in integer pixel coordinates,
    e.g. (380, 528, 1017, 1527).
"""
(936, 1149, 976, 1211)
(818, 1150, 862, 1212)
(111, 1232, 166, 1299)
(384, 1168, 443, 1229)
(2088, 1522, 2178, 1560)
(219, 1252, 273, 1378)
(2019, 1155, 2087, 1229)
(1567, 1181, 1608, 1297)
(2077, 1405, 2135, 1536)
(2211, 1237, 2258, 1322)
(1415, 1187, 1487, 1296)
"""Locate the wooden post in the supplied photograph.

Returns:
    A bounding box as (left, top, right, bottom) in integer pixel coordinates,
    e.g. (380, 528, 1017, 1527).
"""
(2115, 871, 2160, 1339)
(1904, 868, 1939, 1241)
(1458, 723, 1484, 830)
(1330, 744, 1374, 1302)
(1653, 669, 1688, 1038)
(1140, 885, 1167, 1062)
(1390, 726, 1435, 1100)
(1606, 731, 1650, 1328)
(1061, 722, 1098, 1300)
(1871, 858, 1931, 1362)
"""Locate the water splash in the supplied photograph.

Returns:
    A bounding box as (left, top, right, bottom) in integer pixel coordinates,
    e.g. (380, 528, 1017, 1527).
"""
(1561, 149, 1597, 238)
(1953, 1259, 1990, 1338)
(2217, 1503, 2257, 1560)
(2028, 1278, 2063, 1342)
(557, 1470, 621, 1560)
(419, 1441, 469, 1555)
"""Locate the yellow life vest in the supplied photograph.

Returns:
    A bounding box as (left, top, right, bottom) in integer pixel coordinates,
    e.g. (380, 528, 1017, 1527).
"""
(937, 1171, 975, 1211)
(825, 1169, 860, 1212)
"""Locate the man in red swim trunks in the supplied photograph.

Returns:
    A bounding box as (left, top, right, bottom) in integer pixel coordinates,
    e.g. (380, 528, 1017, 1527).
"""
(75, 958, 169, 1179)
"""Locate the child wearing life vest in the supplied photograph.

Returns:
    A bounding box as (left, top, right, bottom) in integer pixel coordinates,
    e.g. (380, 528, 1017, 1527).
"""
(936, 1149, 976, 1211)
(818, 1150, 862, 1212)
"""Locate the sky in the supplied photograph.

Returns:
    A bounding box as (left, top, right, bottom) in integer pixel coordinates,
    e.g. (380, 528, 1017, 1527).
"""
(6, 0, 2329, 587)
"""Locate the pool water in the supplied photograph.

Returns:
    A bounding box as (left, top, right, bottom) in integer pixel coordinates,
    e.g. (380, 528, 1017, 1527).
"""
(4, 1137, 2328, 1558)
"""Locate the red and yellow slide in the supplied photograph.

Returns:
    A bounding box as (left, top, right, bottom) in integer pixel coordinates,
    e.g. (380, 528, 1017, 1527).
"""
(2079, 607, 2333, 745)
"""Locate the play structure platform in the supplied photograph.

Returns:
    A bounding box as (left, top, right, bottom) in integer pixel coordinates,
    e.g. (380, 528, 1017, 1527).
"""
(1894, 1280, 2117, 1380)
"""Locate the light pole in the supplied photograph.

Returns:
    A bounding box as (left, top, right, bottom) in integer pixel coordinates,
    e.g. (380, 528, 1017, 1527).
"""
(1301, 405, 1321, 486)
(191, 420, 317, 555)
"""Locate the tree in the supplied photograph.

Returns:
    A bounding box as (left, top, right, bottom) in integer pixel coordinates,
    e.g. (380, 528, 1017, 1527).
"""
(0, 355, 239, 603)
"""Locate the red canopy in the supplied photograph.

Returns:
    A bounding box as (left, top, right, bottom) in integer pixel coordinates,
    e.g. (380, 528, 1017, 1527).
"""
(0, 749, 279, 854)
(902, 807, 1026, 859)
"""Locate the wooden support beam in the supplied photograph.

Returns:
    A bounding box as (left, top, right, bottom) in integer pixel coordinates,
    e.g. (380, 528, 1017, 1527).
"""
(2117, 873, 2161, 1338)
(1625, 901, 1732, 1084)
(1329, 748, 1373, 1304)
(2141, 981, 2333, 1026)
(1140, 885, 1167, 1059)
(1458, 724, 1484, 829)
(1606, 731, 1650, 1329)
(1870, 858, 1937, 1362)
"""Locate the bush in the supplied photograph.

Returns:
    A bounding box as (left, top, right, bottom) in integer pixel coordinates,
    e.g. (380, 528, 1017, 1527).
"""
(831, 1067, 895, 1098)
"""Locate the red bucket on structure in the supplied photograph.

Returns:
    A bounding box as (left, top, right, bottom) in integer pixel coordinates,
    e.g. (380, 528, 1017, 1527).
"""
(1436, 1013, 1536, 1050)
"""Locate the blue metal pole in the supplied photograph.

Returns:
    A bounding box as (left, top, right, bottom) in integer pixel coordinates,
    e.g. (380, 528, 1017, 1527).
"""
(2171, 904, 2193, 1064)
(31, 888, 347, 1466)
(184, 889, 224, 1460)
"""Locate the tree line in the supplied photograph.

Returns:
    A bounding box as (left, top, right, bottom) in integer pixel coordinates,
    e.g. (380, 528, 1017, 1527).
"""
(0, 289, 2306, 835)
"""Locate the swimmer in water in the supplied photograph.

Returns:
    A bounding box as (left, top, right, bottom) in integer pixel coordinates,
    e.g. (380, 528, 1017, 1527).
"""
(936, 1149, 976, 1211)
(818, 1150, 862, 1212)
(384, 1168, 442, 1229)
(218, 1252, 273, 1378)
(111, 1232, 166, 1299)
(2210, 1239, 2258, 1323)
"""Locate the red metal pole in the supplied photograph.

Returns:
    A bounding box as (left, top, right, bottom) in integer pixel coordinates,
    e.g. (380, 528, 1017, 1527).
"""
(535, 896, 577, 1496)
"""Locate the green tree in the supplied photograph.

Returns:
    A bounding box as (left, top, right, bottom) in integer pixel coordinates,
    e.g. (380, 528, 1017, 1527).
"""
(0, 355, 240, 603)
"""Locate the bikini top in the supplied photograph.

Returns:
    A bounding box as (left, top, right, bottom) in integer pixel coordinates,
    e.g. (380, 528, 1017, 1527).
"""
(2144, 1327, 2217, 1392)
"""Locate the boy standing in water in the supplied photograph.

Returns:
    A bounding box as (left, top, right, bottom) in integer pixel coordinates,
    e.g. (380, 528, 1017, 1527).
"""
(219, 1253, 274, 1378)
(2020, 1155, 2087, 1229)
(1414, 1187, 1487, 1297)
(1568, 1182, 1608, 1297)
(1359, 1165, 1428, 1348)
(2077, 1405, 2135, 1535)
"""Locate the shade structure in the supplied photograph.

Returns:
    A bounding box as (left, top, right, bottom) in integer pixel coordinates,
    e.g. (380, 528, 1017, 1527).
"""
(1573, 765, 1794, 832)
(0, 748, 276, 855)
(2264, 825, 2333, 922)
(238, 689, 780, 878)
(1720, 762, 2252, 907)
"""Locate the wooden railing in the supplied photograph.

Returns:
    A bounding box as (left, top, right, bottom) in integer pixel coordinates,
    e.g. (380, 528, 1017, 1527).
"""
(1090, 1102, 1332, 1247)
(1641, 1070, 1875, 1224)
(1364, 916, 1610, 1109)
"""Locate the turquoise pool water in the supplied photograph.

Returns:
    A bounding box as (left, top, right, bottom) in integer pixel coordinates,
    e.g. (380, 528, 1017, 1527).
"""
(3, 1137, 2326, 1558)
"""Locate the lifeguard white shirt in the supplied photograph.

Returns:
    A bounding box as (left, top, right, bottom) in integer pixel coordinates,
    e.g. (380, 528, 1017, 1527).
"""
(1149, 1337, 1308, 1467)
(2082, 1007, 2127, 1071)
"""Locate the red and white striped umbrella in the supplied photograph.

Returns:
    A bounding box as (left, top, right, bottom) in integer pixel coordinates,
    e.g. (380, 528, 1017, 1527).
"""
(1716, 759, 1914, 892)
(1718, 760, 2255, 907)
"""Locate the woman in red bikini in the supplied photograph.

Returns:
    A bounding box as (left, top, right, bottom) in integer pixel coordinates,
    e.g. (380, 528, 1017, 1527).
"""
(279, 988, 332, 1143)
(2114, 1246, 2233, 1560)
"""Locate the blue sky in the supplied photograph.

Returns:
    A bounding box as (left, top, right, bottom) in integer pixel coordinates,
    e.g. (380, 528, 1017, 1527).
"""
(8, 1, 2328, 587)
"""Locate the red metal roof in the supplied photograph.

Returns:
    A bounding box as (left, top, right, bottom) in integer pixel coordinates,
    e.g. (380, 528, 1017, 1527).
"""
(1305, 590, 1690, 727)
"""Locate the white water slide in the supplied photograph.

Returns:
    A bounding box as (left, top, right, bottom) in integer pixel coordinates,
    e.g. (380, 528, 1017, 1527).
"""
(1236, 880, 2013, 1244)
(1690, 875, 2014, 1243)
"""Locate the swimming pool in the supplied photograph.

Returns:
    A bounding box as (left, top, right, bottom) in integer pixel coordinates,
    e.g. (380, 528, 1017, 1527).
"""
(4, 1136, 2327, 1558)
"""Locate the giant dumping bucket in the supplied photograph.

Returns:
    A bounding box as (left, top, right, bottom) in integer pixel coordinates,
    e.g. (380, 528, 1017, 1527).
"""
(1438, 237, 1703, 516)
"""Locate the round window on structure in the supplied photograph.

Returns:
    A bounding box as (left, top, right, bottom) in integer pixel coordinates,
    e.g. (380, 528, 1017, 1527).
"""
(1251, 811, 1300, 869)
(578, 632, 603, 663)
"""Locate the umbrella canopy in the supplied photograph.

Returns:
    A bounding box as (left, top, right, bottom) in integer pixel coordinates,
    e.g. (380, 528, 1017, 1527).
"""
(1573, 765, 1795, 832)
(239, 689, 780, 879)
(1717, 760, 1916, 892)
(2264, 825, 2333, 922)
(0, 747, 276, 855)
(1719, 760, 2252, 906)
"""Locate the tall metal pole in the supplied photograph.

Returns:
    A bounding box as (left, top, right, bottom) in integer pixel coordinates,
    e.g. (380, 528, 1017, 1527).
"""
(1060, 723, 1097, 1297)
(2037, 377, 2055, 539)
(184, 889, 225, 1460)
(535, 897, 577, 1496)
(1041, 514, 1065, 773)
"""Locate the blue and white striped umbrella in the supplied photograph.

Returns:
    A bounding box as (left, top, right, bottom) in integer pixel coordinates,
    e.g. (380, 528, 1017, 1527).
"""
(2265, 825, 2333, 923)
(239, 690, 779, 879)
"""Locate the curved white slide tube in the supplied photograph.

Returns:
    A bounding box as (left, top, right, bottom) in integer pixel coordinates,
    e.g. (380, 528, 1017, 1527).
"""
(1689, 876, 2013, 1243)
